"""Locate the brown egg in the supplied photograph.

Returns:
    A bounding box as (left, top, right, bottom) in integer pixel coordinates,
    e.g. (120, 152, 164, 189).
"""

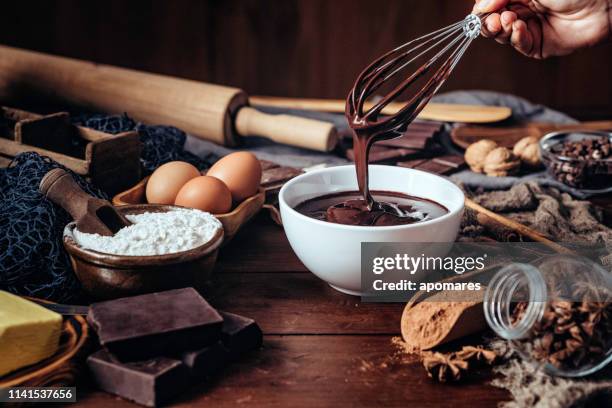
(175, 176, 232, 214)
(146, 161, 200, 204)
(206, 152, 261, 202)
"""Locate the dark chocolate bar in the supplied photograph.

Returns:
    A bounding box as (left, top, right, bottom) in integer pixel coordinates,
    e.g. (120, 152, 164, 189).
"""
(397, 154, 465, 175)
(375, 133, 434, 150)
(88, 288, 223, 361)
(219, 311, 263, 359)
(87, 350, 189, 407)
(259, 160, 280, 171)
(432, 155, 465, 169)
(346, 145, 420, 163)
(261, 166, 303, 189)
(181, 341, 229, 379)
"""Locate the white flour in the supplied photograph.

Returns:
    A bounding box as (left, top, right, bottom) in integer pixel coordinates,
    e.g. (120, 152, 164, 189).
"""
(72, 208, 222, 256)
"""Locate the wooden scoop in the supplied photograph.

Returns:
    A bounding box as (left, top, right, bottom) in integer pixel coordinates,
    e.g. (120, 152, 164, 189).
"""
(39, 168, 131, 236)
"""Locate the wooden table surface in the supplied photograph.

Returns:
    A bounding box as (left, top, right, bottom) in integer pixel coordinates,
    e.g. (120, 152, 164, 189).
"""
(76, 212, 511, 408)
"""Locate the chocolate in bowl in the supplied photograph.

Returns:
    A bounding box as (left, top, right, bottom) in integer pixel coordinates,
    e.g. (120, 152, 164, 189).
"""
(279, 165, 465, 296)
(295, 190, 448, 227)
(540, 131, 612, 191)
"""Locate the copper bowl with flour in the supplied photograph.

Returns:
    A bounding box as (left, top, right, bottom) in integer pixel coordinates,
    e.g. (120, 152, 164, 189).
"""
(63, 204, 224, 300)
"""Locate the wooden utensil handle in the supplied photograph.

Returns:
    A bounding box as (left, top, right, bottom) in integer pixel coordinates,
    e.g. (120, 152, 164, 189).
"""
(250, 96, 513, 123)
(465, 198, 574, 255)
(235, 107, 338, 152)
(40, 168, 95, 221)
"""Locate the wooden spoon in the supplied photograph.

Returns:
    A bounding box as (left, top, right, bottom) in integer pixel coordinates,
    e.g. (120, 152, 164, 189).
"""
(250, 96, 513, 124)
(39, 168, 131, 236)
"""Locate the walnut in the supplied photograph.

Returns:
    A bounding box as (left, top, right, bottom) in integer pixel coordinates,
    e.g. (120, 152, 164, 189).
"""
(483, 147, 520, 177)
(465, 140, 498, 173)
(513, 136, 541, 168)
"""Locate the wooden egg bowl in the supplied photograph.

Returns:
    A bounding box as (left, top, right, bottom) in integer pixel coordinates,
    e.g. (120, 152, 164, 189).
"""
(112, 176, 265, 244)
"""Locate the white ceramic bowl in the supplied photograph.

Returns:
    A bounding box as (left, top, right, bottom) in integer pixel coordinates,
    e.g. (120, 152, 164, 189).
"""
(279, 165, 465, 296)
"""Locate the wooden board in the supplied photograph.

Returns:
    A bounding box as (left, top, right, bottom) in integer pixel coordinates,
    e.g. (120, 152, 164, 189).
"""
(76, 335, 507, 408)
(0, 106, 141, 195)
(71, 211, 509, 406)
(450, 121, 612, 149)
(112, 176, 266, 244)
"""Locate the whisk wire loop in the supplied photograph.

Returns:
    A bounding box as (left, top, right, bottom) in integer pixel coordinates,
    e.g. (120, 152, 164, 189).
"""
(347, 13, 487, 135)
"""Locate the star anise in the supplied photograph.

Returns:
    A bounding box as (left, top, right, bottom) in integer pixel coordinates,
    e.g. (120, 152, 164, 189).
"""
(422, 346, 497, 383)
(512, 289, 612, 371)
(455, 346, 498, 365)
(423, 352, 469, 382)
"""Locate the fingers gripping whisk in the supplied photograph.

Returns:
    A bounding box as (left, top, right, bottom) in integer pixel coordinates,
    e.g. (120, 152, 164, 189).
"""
(346, 14, 486, 137)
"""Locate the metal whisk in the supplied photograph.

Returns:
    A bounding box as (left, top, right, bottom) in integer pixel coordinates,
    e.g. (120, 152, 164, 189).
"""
(346, 13, 487, 214)
(347, 13, 486, 134)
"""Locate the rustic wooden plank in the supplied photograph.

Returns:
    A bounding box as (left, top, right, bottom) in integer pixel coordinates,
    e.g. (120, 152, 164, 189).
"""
(87, 130, 142, 195)
(16, 111, 73, 155)
(0, 154, 12, 167)
(2, 1, 609, 116)
(0, 137, 89, 174)
(76, 335, 509, 408)
(217, 213, 307, 273)
(207, 272, 403, 335)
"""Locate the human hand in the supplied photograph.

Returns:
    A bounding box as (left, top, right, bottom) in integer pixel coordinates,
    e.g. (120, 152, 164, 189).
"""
(473, 0, 612, 58)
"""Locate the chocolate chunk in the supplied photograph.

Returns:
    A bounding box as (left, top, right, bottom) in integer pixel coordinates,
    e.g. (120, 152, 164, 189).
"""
(88, 288, 223, 361)
(219, 311, 263, 359)
(397, 155, 465, 175)
(261, 166, 303, 189)
(181, 341, 229, 379)
(395, 158, 429, 169)
(376, 133, 434, 150)
(432, 154, 465, 169)
(347, 146, 419, 163)
(259, 160, 280, 171)
(415, 160, 456, 175)
(87, 350, 189, 407)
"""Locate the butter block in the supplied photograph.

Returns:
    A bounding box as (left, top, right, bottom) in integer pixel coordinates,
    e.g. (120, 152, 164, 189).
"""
(0, 291, 63, 376)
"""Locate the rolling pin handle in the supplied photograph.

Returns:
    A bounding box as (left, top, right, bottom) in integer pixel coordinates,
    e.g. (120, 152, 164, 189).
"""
(235, 107, 338, 152)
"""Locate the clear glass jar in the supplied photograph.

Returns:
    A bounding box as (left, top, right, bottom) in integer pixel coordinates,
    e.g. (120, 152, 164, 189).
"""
(484, 255, 612, 377)
(540, 131, 612, 191)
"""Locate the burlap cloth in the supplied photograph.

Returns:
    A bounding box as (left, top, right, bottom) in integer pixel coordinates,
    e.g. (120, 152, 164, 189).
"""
(184, 91, 611, 407)
(462, 182, 612, 408)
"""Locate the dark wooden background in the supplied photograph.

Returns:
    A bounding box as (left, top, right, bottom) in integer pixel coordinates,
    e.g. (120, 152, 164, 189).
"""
(0, 0, 610, 119)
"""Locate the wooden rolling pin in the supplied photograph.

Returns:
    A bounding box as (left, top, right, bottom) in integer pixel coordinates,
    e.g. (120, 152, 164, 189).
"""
(0, 45, 337, 152)
(251, 96, 513, 124)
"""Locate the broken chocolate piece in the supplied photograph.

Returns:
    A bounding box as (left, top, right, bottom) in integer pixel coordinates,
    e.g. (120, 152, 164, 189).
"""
(261, 166, 303, 189)
(88, 288, 223, 361)
(432, 155, 465, 169)
(219, 311, 263, 359)
(87, 349, 189, 407)
(375, 133, 434, 150)
(346, 145, 420, 163)
(259, 160, 280, 171)
(397, 154, 465, 175)
(181, 341, 229, 379)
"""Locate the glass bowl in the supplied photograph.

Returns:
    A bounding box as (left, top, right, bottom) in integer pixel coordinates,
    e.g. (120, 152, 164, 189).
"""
(540, 131, 612, 191)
